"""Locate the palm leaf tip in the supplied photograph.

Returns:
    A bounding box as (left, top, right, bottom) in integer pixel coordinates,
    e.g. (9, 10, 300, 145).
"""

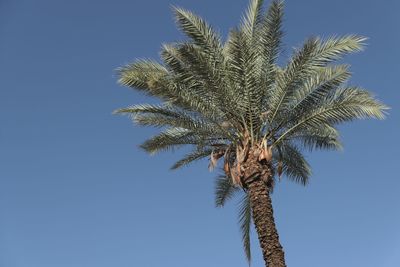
(314, 35, 368, 64)
(112, 108, 126, 115)
(334, 88, 389, 120)
(172, 6, 221, 53)
(241, 0, 265, 36)
(116, 60, 167, 92)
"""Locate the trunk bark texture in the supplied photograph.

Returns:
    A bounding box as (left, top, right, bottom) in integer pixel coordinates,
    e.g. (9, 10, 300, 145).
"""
(247, 179, 286, 267)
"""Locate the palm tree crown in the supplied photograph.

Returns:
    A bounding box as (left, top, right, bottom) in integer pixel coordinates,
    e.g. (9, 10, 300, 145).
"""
(115, 0, 387, 263)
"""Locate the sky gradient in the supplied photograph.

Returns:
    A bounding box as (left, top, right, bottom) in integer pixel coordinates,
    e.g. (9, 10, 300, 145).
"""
(1, 0, 399, 266)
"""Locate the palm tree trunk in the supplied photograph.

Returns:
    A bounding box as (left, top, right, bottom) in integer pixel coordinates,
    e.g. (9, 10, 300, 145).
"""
(247, 178, 286, 267)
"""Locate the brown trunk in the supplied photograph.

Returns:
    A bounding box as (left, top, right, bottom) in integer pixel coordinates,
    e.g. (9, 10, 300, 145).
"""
(247, 178, 286, 267)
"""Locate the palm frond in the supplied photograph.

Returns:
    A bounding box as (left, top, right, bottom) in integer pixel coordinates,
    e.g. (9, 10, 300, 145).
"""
(140, 128, 201, 155)
(215, 175, 240, 207)
(224, 29, 262, 138)
(171, 148, 213, 170)
(173, 6, 222, 57)
(114, 103, 182, 117)
(268, 35, 366, 126)
(117, 60, 168, 92)
(214, 176, 251, 263)
(115, 104, 228, 139)
(160, 44, 230, 121)
(241, 0, 264, 38)
(275, 87, 388, 145)
(160, 44, 214, 102)
(313, 35, 366, 65)
(259, 0, 284, 111)
(293, 124, 343, 151)
(272, 65, 351, 130)
(238, 193, 252, 264)
(274, 142, 311, 185)
(290, 65, 351, 110)
(117, 58, 213, 115)
(176, 43, 240, 120)
(223, 29, 248, 114)
(268, 37, 320, 126)
(161, 43, 187, 75)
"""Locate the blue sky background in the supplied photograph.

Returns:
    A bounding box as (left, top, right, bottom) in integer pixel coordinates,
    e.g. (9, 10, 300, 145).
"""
(1, 0, 399, 266)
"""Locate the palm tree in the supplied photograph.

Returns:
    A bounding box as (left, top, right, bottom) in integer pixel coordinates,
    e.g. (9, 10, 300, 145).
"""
(115, 0, 387, 266)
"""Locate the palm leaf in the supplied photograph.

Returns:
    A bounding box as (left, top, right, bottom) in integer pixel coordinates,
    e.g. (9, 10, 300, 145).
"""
(259, 0, 284, 111)
(171, 148, 214, 170)
(115, 104, 229, 138)
(140, 128, 201, 154)
(215, 175, 240, 207)
(268, 35, 366, 126)
(117, 60, 168, 94)
(241, 0, 264, 38)
(274, 87, 388, 146)
(293, 124, 343, 151)
(238, 193, 252, 264)
(274, 142, 311, 185)
(224, 29, 262, 138)
(173, 6, 222, 58)
(272, 65, 351, 131)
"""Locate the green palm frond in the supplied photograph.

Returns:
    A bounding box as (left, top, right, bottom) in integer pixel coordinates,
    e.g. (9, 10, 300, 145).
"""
(275, 87, 388, 146)
(167, 80, 220, 119)
(171, 148, 213, 170)
(289, 65, 351, 111)
(268, 37, 320, 127)
(313, 35, 366, 64)
(173, 6, 222, 58)
(272, 65, 351, 130)
(214, 175, 251, 263)
(160, 44, 188, 77)
(117, 58, 215, 116)
(117, 60, 168, 93)
(160, 44, 219, 112)
(274, 142, 311, 185)
(223, 29, 248, 115)
(159, 44, 240, 124)
(258, 0, 283, 62)
(114, 103, 185, 120)
(215, 175, 240, 207)
(241, 0, 264, 38)
(224, 28, 263, 138)
(115, 104, 229, 139)
(175, 43, 236, 117)
(293, 124, 343, 151)
(234, 20, 266, 138)
(268, 35, 366, 126)
(238, 193, 252, 264)
(140, 128, 202, 155)
(171, 8, 248, 124)
(259, 0, 283, 110)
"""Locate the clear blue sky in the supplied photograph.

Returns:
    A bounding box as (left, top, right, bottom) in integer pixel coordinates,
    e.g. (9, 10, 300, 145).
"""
(1, 0, 399, 266)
